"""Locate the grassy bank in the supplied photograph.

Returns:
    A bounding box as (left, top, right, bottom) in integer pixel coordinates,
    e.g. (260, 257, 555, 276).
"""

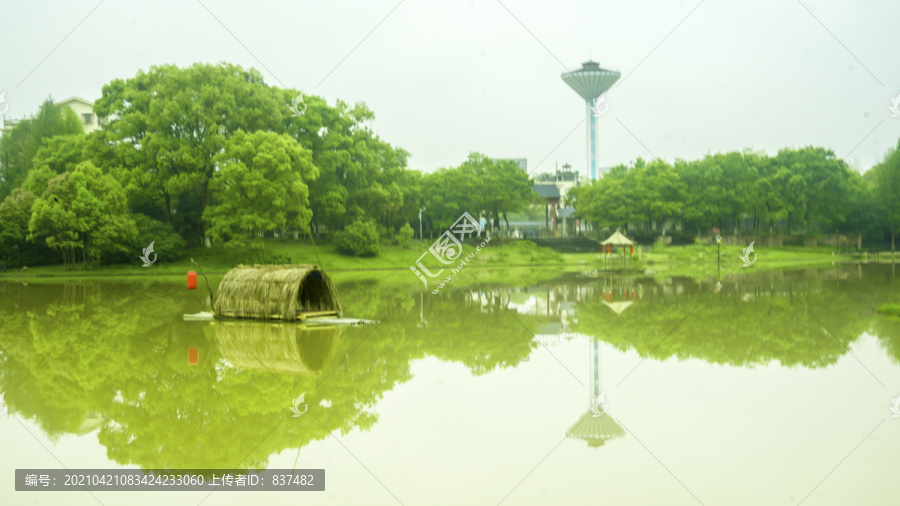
(0, 238, 850, 283)
(876, 304, 900, 318)
(636, 242, 840, 278)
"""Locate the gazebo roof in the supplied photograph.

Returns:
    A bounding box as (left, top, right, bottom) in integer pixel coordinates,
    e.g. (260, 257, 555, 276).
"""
(565, 411, 626, 448)
(600, 230, 634, 245)
(602, 300, 633, 316)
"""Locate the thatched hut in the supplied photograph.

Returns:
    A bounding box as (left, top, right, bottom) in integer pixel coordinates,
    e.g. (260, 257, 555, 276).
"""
(215, 321, 341, 375)
(214, 265, 342, 321)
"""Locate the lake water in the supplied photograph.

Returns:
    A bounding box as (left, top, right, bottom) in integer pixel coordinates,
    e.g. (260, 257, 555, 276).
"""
(1, 263, 899, 505)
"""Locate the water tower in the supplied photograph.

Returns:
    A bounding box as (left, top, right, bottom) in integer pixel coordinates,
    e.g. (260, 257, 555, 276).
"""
(561, 61, 621, 181)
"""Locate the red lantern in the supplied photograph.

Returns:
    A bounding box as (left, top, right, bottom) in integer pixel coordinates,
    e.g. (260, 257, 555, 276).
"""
(188, 347, 199, 365)
(631, 290, 635, 301)
(187, 271, 197, 290)
(630, 244, 634, 255)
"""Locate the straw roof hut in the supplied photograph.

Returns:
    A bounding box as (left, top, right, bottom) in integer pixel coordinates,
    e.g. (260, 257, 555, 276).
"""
(215, 321, 342, 375)
(214, 265, 342, 321)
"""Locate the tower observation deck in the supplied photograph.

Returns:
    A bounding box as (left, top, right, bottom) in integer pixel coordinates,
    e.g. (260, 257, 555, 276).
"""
(561, 61, 620, 181)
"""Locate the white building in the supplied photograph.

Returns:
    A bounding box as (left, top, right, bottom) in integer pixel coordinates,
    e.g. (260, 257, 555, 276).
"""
(0, 96, 102, 135)
(55, 96, 103, 133)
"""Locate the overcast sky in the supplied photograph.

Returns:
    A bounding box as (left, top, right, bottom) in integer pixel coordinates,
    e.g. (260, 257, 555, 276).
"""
(2, 0, 898, 176)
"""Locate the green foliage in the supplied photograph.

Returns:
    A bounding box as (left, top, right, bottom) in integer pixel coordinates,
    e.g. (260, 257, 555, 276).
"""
(95, 63, 285, 244)
(386, 223, 415, 247)
(0, 189, 56, 267)
(109, 214, 187, 265)
(21, 165, 55, 196)
(420, 153, 536, 232)
(237, 249, 293, 265)
(877, 303, 900, 318)
(27, 162, 136, 269)
(204, 130, 318, 248)
(335, 218, 380, 256)
(0, 99, 84, 198)
(869, 140, 900, 249)
(573, 147, 879, 239)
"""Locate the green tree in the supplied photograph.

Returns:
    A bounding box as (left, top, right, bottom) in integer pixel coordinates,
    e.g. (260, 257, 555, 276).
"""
(0, 189, 37, 269)
(870, 140, 900, 252)
(28, 162, 135, 269)
(204, 130, 318, 248)
(0, 99, 84, 198)
(95, 63, 283, 245)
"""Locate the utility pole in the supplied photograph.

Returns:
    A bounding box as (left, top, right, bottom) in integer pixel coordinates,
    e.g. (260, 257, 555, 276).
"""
(418, 208, 426, 240)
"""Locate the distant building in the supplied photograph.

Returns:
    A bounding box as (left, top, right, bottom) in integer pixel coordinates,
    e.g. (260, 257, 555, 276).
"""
(533, 163, 582, 206)
(495, 158, 527, 172)
(532, 163, 585, 237)
(55, 96, 103, 133)
(533, 183, 561, 235)
(1, 96, 102, 135)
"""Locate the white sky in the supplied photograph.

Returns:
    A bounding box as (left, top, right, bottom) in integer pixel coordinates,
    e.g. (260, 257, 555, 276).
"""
(1, 0, 898, 176)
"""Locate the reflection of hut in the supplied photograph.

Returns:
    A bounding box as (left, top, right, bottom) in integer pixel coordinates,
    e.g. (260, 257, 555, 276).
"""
(214, 265, 342, 321)
(566, 339, 625, 447)
(215, 322, 342, 375)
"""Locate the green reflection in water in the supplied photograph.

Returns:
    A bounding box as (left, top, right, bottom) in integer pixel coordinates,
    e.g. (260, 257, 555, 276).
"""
(0, 264, 898, 470)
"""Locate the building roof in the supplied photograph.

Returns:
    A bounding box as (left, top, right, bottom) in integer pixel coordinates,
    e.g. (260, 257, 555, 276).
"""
(54, 96, 94, 107)
(558, 207, 577, 218)
(533, 184, 560, 199)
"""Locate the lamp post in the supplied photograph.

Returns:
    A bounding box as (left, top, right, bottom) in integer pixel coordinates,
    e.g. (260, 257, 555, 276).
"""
(418, 207, 426, 240)
(714, 228, 722, 279)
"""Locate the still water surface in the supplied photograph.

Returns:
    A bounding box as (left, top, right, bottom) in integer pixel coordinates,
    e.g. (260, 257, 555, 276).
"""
(1, 264, 899, 505)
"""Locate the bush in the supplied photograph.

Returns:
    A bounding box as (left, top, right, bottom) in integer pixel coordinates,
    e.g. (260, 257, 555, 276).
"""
(110, 214, 187, 265)
(384, 222, 414, 247)
(335, 219, 380, 256)
(394, 223, 415, 247)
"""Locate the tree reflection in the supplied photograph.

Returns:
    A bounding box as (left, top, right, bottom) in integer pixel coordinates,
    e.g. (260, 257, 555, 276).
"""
(0, 265, 896, 470)
(0, 279, 539, 469)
